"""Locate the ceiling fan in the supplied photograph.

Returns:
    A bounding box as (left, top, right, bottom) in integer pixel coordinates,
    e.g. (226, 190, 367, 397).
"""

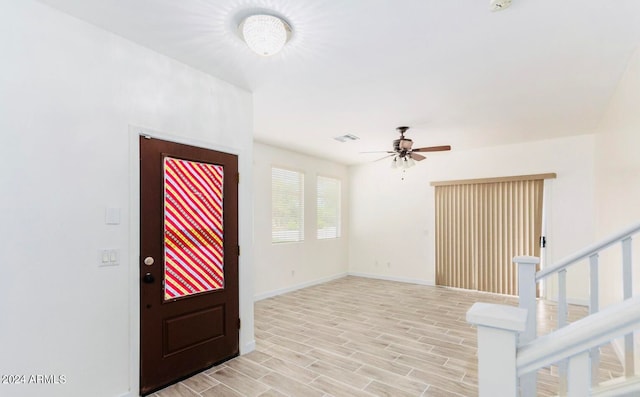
(363, 126, 451, 168)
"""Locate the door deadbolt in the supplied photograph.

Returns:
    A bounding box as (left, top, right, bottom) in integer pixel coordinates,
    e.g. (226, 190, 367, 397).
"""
(143, 273, 155, 284)
(144, 257, 154, 266)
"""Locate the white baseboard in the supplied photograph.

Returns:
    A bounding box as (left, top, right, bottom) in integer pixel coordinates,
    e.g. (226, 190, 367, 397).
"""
(241, 340, 256, 355)
(118, 392, 136, 397)
(347, 272, 435, 286)
(253, 272, 348, 301)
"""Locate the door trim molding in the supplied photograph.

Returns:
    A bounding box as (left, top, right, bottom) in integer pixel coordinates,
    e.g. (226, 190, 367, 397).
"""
(128, 125, 251, 396)
(128, 127, 141, 396)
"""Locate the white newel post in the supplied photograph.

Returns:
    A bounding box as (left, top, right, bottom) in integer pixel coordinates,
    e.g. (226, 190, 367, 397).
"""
(467, 303, 528, 397)
(514, 256, 540, 397)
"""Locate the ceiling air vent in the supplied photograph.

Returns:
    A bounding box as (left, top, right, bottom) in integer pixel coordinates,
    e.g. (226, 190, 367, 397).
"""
(333, 134, 360, 143)
(490, 0, 512, 11)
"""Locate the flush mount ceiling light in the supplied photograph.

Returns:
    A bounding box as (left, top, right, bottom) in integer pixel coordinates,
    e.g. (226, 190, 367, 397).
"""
(239, 14, 292, 56)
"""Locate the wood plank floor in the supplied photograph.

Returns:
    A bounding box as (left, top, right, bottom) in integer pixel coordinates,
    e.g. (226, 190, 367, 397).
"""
(152, 276, 623, 397)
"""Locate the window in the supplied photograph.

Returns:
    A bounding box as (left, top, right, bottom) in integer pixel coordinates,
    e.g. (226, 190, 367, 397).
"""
(317, 176, 341, 239)
(272, 167, 304, 243)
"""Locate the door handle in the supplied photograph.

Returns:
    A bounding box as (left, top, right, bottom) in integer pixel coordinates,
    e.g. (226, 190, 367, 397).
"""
(143, 272, 155, 284)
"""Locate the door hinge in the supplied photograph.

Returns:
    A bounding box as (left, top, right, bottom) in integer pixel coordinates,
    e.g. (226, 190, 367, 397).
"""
(238, 245, 240, 256)
(540, 236, 547, 248)
(238, 318, 241, 329)
(237, 172, 240, 184)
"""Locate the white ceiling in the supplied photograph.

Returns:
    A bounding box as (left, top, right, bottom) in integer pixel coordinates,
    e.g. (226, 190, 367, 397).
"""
(38, 0, 640, 164)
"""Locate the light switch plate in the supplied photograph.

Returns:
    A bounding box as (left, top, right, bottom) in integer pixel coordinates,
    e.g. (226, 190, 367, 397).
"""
(105, 207, 121, 225)
(99, 249, 119, 267)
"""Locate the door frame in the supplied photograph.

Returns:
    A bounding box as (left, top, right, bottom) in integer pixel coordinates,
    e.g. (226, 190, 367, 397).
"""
(127, 126, 253, 396)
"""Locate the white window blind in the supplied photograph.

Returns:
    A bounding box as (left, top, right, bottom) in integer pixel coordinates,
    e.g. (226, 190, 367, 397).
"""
(317, 176, 341, 239)
(272, 167, 304, 243)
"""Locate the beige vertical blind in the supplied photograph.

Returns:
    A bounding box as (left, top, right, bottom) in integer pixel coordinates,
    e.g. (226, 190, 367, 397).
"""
(433, 174, 552, 295)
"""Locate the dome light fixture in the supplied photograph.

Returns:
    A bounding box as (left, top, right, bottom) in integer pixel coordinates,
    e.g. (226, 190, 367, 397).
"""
(240, 14, 292, 56)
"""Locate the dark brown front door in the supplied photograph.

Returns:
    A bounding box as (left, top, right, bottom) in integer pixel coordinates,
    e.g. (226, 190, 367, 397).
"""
(139, 136, 239, 395)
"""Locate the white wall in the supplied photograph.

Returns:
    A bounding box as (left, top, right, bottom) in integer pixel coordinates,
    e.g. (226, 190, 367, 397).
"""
(0, 2, 253, 397)
(253, 142, 349, 299)
(594, 46, 640, 308)
(349, 134, 597, 301)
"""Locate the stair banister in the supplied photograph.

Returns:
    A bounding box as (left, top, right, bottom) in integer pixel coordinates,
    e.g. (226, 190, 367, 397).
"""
(514, 221, 640, 396)
(517, 296, 640, 397)
(516, 296, 640, 375)
(535, 221, 640, 280)
(469, 296, 640, 397)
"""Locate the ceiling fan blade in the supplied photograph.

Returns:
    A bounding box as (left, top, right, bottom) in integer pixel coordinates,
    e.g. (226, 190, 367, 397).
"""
(410, 153, 426, 161)
(412, 145, 451, 153)
(373, 154, 396, 162)
(360, 150, 395, 154)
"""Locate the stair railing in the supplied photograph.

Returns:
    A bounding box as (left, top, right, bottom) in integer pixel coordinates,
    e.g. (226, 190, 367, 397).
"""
(515, 221, 640, 396)
(467, 295, 640, 397)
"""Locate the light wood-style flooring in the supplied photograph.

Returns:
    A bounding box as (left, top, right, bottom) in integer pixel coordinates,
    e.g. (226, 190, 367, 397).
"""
(152, 276, 623, 397)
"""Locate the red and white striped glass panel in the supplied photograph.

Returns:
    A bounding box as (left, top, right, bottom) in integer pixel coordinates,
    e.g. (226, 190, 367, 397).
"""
(163, 157, 224, 300)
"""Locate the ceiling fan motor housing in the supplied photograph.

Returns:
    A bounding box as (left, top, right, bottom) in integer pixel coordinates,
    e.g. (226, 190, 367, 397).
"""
(393, 138, 401, 152)
(381, 125, 450, 162)
(400, 139, 413, 150)
(393, 138, 413, 152)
